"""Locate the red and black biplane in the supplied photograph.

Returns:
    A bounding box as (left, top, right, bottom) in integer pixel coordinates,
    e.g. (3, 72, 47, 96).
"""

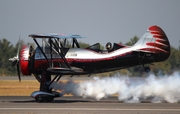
(9, 25, 170, 102)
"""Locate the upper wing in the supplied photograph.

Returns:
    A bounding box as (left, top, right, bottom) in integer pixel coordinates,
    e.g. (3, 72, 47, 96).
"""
(29, 33, 85, 39)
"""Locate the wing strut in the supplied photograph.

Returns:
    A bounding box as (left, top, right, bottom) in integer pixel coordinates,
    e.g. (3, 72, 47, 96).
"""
(50, 38, 71, 69)
(72, 38, 80, 48)
(33, 38, 50, 67)
(47, 74, 62, 87)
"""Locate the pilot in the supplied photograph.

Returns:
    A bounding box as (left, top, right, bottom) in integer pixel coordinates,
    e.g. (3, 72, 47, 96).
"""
(106, 42, 112, 52)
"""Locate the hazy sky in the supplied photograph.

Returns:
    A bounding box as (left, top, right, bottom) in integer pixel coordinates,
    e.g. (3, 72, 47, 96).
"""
(0, 0, 180, 48)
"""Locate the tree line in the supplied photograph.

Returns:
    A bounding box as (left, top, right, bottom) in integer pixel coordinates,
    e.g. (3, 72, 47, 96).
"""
(0, 37, 179, 76)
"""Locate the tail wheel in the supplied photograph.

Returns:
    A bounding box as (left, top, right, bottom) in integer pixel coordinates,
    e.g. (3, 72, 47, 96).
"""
(144, 67, 150, 73)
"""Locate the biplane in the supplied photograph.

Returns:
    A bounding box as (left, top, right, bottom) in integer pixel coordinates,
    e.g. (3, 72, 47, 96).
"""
(9, 25, 170, 102)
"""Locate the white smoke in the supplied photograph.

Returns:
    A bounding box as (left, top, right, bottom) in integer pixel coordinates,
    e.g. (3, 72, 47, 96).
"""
(50, 72, 180, 103)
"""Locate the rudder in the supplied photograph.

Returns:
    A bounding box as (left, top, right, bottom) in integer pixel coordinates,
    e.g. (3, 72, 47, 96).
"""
(133, 25, 170, 61)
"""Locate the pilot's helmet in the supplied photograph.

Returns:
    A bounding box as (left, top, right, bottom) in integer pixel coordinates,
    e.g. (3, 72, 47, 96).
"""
(106, 42, 112, 50)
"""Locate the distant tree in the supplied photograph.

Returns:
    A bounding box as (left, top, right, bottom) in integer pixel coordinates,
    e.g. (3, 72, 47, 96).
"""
(79, 42, 90, 48)
(167, 47, 180, 71)
(73, 42, 105, 50)
(125, 36, 139, 46)
(0, 39, 16, 75)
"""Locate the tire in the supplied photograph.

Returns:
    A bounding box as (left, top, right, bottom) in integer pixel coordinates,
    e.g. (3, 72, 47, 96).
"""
(35, 96, 45, 103)
(35, 96, 54, 103)
(46, 97, 54, 102)
(144, 67, 150, 73)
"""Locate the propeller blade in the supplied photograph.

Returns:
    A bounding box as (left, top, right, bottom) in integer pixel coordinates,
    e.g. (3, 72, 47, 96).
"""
(17, 62, 21, 82)
(9, 35, 22, 82)
(11, 60, 18, 67)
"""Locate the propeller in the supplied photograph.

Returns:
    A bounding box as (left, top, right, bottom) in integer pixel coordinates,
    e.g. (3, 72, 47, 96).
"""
(9, 36, 21, 82)
(17, 62, 21, 82)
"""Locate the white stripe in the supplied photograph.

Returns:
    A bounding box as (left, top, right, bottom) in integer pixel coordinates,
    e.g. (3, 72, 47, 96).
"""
(155, 42, 168, 47)
(0, 108, 180, 111)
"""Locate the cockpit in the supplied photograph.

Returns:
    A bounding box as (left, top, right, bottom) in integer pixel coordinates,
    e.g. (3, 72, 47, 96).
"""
(86, 42, 123, 53)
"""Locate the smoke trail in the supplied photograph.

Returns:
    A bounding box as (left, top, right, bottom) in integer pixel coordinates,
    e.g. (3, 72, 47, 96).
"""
(50, 72, 180, 103)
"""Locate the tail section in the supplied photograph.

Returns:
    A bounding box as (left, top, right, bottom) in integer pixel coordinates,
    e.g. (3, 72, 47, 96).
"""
(134, 25, 170, 61)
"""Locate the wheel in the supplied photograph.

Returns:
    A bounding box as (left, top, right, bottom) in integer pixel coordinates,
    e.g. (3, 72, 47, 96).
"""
(35, 96, 54, 103)
(46, 97, 54, 102)
(35, 96, 45, 103)
(144, 67, 150, 73)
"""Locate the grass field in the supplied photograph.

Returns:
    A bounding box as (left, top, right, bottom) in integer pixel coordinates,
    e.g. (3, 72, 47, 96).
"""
(0, 80, 40, 96)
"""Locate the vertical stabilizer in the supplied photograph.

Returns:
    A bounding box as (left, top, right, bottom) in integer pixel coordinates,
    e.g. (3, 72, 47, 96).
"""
(134, 25, 170, 56)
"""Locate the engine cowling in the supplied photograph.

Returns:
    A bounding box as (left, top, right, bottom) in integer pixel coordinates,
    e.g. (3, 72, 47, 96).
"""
(19, 45, 32, 75)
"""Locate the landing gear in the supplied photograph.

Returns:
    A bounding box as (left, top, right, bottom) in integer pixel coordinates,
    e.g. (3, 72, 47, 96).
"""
(31, 71, 63, 103)
(144, 66, 150, 73)
(143, 65, 151, 73)
(31, 91, 63, 103)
